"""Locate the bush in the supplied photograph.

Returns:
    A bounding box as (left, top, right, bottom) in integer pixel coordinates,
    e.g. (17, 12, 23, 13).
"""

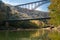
(9, 21, 39, 29)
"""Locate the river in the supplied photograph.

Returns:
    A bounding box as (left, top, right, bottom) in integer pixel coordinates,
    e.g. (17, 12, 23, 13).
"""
(0, 29, 60, 40)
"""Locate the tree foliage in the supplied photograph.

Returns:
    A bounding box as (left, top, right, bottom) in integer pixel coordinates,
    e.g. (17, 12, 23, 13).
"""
(49, 0, 60, 26)
(9, 21, 39, 29)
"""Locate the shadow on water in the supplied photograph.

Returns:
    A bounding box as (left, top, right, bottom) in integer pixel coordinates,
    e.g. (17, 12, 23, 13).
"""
(0, 30, 37, 40)
(0, 29, 54, 40)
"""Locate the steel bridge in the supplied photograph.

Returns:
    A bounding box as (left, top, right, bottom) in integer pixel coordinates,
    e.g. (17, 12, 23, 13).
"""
(11, 0, 50, 23)
(12, 0, 50, 21)
(0, 0, 50, 24)
(0, 0, 50, 21)
(15, 0, 50, 10)
(0, 0, 50, 27)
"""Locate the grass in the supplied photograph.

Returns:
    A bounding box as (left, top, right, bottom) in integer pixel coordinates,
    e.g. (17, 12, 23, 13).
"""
(48, 31, 60, 40)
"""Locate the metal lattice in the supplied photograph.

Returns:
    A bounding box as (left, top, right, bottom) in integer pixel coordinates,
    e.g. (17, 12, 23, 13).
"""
(15, 0, 50, 10)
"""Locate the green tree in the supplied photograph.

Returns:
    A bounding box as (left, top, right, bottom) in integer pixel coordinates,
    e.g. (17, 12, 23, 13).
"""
(9, 21, 39, 29)
(49, 0, 60, 26)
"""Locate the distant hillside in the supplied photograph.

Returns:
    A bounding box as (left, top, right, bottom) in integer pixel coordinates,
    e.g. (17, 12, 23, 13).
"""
(9, 6, 49, 20)
(14, 6, 49, 20)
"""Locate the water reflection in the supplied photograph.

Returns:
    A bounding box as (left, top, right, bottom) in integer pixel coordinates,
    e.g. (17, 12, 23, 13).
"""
(0, 29, 52, 40)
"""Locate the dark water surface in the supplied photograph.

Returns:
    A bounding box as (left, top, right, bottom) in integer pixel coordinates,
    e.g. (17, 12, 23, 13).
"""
(0, 29, 60, 40)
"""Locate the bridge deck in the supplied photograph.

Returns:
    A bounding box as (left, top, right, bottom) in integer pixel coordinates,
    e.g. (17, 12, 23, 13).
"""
(2, 17, 50, 22)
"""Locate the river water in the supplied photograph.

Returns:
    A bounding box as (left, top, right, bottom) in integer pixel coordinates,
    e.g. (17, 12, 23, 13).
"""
(0, 29, 59, 40)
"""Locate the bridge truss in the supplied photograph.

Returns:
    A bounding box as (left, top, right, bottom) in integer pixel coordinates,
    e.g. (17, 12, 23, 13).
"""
(13, 0, 50, 23)
(5, 0, 50, 25)
(0, 0, 50, 29)
(15, 0, 50, 10)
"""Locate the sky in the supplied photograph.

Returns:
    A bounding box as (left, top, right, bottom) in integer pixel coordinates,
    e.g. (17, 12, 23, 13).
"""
(2, 0, 50, 12)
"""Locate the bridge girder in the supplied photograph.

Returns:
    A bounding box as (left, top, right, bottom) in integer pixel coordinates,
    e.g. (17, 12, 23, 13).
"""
(15, 0, 50, 10)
